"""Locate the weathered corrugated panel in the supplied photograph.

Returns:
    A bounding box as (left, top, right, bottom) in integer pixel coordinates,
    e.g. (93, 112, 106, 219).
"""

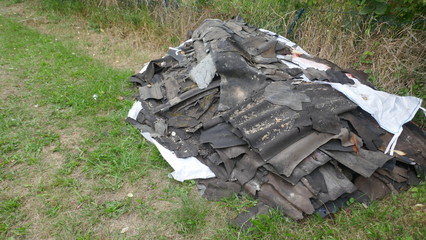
(225, 83, 356, 162)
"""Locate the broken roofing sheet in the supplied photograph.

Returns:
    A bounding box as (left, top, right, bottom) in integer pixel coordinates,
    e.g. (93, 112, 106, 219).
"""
(127, 18, 426, 224)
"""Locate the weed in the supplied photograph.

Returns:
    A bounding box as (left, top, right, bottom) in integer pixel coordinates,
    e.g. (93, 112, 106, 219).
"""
(248, 209, 296, 240)
(134, 199, 155, 215)
(409, 181, 426, 203)
(149, 146, 171, 169)
(0, 197, 21, 215)
(73, 190, 95, 207)
(44, 200, 62, 217)
(0, 197, 28, 238)
(52, 175, 80, 188)
(220, 193, 258, 214)
(171, 196, 207, 235)
(162, 180, 196, 199)
(95, 176, 124, 192)
(57, 157, 81, 175)
(100, 199, 131, 218)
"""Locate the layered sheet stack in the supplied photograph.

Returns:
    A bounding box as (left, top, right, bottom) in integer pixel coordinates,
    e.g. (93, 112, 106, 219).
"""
(127, 18, 426, 224)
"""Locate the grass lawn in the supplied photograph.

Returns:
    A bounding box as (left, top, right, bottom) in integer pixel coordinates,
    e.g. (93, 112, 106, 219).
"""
(0, 1, 425, 239)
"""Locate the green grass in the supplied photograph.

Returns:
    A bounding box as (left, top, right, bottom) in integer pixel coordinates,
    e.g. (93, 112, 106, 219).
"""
(213, 183, 426, 240)
(0, 197, 28, 237)
(100, 199, 132, 218)
(0, 14, 149, 180)
(0, 2, 425, 239)
(171, 196, 207, 235)
(0, 12, 171, 239)
(0, 9, 231, 239)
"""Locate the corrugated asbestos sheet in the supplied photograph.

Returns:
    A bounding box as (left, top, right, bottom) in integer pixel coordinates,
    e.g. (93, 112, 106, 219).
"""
(127, 18, 426, 227)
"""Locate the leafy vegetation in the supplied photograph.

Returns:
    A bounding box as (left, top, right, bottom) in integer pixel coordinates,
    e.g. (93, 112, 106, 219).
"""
(356, 0, 426, 23)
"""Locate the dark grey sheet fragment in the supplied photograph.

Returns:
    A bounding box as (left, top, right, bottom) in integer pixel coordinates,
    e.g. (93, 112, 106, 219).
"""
(266, 173, 315, 214)
(153, 80, 220, 113)
(310, 110, 342, 135)
(125, 117, 153, 133)
(268, 131, 335, 177)
(325, 68, 354, 84)
(216, 151, 236, 175)
(264, 82, 310, 110)
(164, 75, 180, 100)
(214, 52, 267, 111)
(258, 183, 304, 220)
(340, 109, 385, 150)
(216, 146, 247, 174)
(218, 146, 247, 159)
(226, 92, 314, 161)
(314, 192, 365, 218)
(286, 68, 303, 77)
(323, 148, 393, 178)
(320, 140, 353, 152)
(131, 56, 177, 85)
(204, 153, 228, 179)
(139, 83, 163, 100)
(231, 150, 265, 185)
(311, 164, 357, 208)
(154, 119, 167, 136)
(193, 40, 208, 62)
(198, 178, 241, 201)
(302, 168, 328, 195)
(231, 202, 270, 229)
(200, 123, 246, 148)
(167, 48, 185, 62)
(189, 54, 216, 89)
(354, 175, 391, 201)
(284, 150, 331, 185)
(168, 115, 200, 128)
(376, 168, 407, 183)
(244, 178, 263, 196)
(303, 68, 329, 81)
(176, 141, 199, 158)
(192, 19, 230, 42)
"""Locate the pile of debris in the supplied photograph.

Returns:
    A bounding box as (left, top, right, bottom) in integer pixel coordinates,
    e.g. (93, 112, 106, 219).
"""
(127, 18, 425, 225)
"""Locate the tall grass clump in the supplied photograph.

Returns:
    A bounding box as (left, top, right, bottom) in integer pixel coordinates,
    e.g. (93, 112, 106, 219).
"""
(294, 13, 425, 95)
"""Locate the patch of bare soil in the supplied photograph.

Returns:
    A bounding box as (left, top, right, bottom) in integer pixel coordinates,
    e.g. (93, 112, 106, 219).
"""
(58, 127, 86, 154)
(2, 147, 66, 239)
(41, 145, 66, 168)
(0, 66, 24, 101)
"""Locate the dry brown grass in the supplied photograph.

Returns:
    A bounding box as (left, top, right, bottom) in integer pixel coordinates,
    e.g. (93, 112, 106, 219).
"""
(84, 1, 425, 96)
(24, 0, 424, 96)
(295, 14, 426, 95)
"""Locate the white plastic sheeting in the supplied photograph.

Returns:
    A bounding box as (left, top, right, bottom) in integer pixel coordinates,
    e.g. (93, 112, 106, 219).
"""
(259, 29, 423, 156)
(284, 53, 423, 155)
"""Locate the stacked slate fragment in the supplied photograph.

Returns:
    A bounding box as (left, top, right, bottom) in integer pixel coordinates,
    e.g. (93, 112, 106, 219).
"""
(127, 18, 426, 224)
